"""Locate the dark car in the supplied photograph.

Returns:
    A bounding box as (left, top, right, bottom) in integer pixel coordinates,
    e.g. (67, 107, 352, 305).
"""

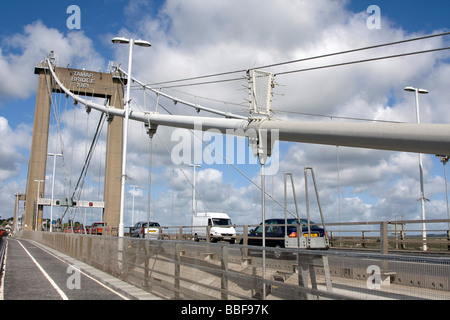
(242, 218, 326, 248)
(90, 222, 106, 235)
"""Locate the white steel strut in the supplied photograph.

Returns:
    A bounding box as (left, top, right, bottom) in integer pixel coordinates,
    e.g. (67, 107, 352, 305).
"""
(47, 59, 450, 156)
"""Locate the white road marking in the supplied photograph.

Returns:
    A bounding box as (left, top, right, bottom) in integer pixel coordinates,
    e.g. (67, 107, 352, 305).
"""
(31, 241, 129, 300)
(17, 240, 69, 300)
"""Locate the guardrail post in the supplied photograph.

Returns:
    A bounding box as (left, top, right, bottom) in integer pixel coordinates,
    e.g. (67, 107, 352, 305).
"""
(447, 230, 450, 251)
(144, 241, 150, 289)
(175, 242, 181, 299)
(241, 225, 249, 259)
(400, 230, 406, 250)
(243, 225, 248, 245)
(297, 255, 312, 300)
(380, 221, 388, 254)
(362, 231, 366, 248)
(221, 246, 229, 300)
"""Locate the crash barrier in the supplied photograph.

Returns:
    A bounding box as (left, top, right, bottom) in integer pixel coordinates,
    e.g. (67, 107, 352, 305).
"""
(325, 219, 450, 254)
(54, 219, 450, 254)
(19, 231, 450, 300)
(0, 236, 6, 275)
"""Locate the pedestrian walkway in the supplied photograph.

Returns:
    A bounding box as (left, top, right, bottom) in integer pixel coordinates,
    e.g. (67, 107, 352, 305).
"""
(0, 238, 163, 300)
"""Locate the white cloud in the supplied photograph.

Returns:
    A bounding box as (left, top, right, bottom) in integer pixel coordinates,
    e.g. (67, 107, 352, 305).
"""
(0, 117, 32, 221)
(115, 0, 450, 227)
(0, 21, 105, 100)
(0, 117, 31, 180)
(2, 1, 450, 229)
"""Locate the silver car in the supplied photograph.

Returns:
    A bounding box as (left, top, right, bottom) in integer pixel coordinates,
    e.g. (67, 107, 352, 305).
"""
(130, 221, 162, 239)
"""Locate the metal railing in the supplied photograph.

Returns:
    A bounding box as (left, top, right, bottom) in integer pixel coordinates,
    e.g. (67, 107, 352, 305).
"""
(0, 236, 6, 275)
(56, 219, 450, 254)
(47, 218, 450, 257)
(325, 219, 450, 254)
(19, 229, 450, 300)
(123, 219, 450, 254)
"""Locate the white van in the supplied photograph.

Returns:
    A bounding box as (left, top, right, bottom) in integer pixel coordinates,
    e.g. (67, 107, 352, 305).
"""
(192, 212, 236, 244)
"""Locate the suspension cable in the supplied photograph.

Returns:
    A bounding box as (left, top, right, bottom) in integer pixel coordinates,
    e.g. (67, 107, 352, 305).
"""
(147, 31, 450, 86)
(275, 46, 450, 76)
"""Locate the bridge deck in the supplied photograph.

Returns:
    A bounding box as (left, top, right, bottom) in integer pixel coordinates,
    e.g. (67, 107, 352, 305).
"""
(0, 238, 161, 300)
(2, 233, 450, 301)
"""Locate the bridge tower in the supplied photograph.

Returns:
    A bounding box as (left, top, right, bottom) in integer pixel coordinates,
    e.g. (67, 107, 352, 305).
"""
(24, 58, 126, 231)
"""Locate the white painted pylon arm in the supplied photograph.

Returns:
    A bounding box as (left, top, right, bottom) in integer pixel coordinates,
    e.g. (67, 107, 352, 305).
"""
(48, 60, 450, 156)
(119, 67, 248, 120)
(257, 120, 450, 156)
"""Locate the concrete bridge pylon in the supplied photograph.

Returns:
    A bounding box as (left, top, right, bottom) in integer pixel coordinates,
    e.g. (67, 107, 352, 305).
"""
(24, 59, 126, 231)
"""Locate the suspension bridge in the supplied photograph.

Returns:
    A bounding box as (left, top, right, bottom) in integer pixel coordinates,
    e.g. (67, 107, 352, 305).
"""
(14, 54, 450, 234)
(4, 33, 450, 300)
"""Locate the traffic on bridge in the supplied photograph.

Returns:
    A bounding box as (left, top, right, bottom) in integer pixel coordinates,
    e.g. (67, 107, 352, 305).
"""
(2, 1, 450, 305)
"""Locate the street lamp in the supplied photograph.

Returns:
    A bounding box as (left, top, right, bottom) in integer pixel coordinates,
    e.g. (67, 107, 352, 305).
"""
(48, 153, 63, 232)
(34, 179, 44, 231)
(112, 36, 151, 237)
(404, 86, 429, 251)
(404, 87, 428, 95)
(112, 37, 152, 48)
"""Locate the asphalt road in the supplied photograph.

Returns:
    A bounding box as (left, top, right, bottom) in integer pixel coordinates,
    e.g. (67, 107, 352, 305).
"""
(0, 238, 138, 300)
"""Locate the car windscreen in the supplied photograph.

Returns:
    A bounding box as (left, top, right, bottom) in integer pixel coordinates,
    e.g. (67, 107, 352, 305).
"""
(253, 220, 303, 233)
(212, 218, 232, 226)
(143, 222, 160, 227)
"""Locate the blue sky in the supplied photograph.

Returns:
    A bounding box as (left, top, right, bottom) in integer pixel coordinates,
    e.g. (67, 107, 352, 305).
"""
(1, 0, 450, 229)
(1, 1, 145, 38)
(346, 1, 450, 33)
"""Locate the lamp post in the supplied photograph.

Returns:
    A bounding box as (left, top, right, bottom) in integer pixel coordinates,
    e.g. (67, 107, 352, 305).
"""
(404, 86, 429, 251)
(112, 37, 151, 237)
(34, 179, 44, 231)
(48, 153, 62, 232)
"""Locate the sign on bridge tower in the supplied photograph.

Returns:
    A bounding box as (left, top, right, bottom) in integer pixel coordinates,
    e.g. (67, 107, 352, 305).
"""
(24, 57, 126, 231)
